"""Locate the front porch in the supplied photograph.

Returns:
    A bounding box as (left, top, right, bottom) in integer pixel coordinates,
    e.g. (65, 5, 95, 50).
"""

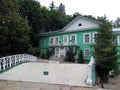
(49, 45, 79, 61)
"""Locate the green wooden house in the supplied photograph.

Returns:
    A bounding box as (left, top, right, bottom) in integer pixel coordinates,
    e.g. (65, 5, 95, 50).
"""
(39, 16, 120, 65)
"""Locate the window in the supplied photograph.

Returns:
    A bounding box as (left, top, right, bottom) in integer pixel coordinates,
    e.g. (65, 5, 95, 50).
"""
(84, 49, 90, 56)
(83, 33, 91, 44)
(63, 35, 68, 45)
(55, 37, 58, 44)
(70, 34, 76, 44)
(50, 38, 53, 44)
(114, 36, 120, 45)
(78, 23, 82, 26)
(93, 32, 98, 43)
(117, 36, 120, 45)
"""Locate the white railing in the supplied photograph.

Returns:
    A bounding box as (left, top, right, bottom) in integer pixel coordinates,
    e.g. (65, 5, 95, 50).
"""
(86, 56, 95, 85)
(0, 54, 37, 71)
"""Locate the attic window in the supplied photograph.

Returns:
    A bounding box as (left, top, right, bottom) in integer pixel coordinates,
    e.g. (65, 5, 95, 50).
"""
(78, 23, 82, 26)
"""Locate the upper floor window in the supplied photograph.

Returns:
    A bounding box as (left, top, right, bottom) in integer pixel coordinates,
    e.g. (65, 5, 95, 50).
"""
(63, 35, 68, 45)
(50, 36, 59, 45)
(55, 37, 59, 44)
(83, 33, 91, 44)
(117, 36, 120, 45)
(114, 36, 120, 45)
(78, 23, 82, 26)
(93, 32, 98, 43)
(70, 34, 76, 44)
(50, 38, 53, 44)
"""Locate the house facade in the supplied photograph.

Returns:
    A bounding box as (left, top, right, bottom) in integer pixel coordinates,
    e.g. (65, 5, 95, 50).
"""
(40, 16, 120, 63)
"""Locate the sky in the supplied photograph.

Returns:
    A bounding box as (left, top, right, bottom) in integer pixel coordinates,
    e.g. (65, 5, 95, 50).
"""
(38, 0, 120, 21)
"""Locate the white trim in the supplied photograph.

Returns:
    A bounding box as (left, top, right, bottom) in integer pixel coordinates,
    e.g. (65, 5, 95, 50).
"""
(70, 34, 77, 45)
(49, 37, 53, 45)
(49, 36, 60, 45)
(63, 35, 68, 45)
(117, 36, 120, 45)
(55, 36, 59, 45)
(84, 49, 90, 56)
(83, 33, 91, 44)
(92, 32, 98, 44)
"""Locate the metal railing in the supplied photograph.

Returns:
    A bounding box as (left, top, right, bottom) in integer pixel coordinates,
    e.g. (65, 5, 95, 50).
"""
(0, 54, 37, 71)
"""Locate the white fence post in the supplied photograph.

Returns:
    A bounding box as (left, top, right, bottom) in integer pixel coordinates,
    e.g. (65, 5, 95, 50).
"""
(0, 58, 1, 71)
(3, 57, 6, 70)
(86, 56, 95, 85)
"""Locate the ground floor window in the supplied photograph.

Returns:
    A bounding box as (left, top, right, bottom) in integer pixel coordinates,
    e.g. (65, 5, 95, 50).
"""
(84, 49, 90, 56)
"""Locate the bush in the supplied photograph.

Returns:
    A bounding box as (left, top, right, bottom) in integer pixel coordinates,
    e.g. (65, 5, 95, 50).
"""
(78, 50, 84, 63)
(41, 53, 46, 59)
(65, 47, 75, 62)
(46, 49, 52, 59)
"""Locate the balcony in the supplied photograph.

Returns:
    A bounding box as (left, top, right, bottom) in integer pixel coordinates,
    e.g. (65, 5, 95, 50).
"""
(49, 42, 79, 47)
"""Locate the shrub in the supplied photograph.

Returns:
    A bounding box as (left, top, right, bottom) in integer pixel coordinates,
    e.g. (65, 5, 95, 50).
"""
(78, 50, 84, 63)
(65, 47, 75, 62)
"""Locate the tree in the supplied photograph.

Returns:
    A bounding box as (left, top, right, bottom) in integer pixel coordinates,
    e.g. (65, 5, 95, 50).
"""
(0, 0, 31, 56)
(49, 1, 55, 10)
(112, 18, 120, 28)
(78, 50, 84, 63)
(65, 47, 75, 62)
(40, 6, 51, 32)
(17, 0, 41, 47)
(94, 17, 117, 83)
(58, 3, 66, 15)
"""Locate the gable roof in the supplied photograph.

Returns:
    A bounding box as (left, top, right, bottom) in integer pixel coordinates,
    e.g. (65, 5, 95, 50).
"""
(40, 16, 101, 36)
(61, 16, 101, 32)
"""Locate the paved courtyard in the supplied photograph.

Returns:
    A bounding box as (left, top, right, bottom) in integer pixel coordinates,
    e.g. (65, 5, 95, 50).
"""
(0, 62, 89, 87)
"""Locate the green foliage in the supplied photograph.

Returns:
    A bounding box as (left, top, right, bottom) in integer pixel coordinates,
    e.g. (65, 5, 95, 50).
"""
(46, 49, 52, 59)
(58, 3, 66, 15)
(78, 50, 84, 63)
(17, 0, 41, 47)
(94, 18, 118, 83)
(0, 0, 31, 56)
(41, 52, 45, 59)
(65, 47, 75, 62)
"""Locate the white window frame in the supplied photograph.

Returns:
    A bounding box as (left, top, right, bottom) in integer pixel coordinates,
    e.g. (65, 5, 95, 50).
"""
(50, 37, 54, 45)
(63, 35, 68, 45)
(117, 36, 120, 45)
(92, 32, 98, 44)
(55, 36, 59, 45)
(83, 33, 91, 44)
(70, 34, 77, 45)
(84, 49, 90, 56)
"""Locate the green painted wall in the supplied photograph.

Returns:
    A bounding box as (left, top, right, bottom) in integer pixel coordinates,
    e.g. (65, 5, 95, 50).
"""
(40, 29, 98, 61)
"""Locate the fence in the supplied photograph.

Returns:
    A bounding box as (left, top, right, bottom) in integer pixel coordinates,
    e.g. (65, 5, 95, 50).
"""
(0, 54, 37, 71)
(86, 56, 95, 86)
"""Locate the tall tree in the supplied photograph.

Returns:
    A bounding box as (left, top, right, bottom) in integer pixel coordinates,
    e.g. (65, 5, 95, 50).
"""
(94, 17, 117, 83)
(58, 3, 66, 15)
(17, 0, 41, 47)
(0, 0, 31, 56)
(40, 6, 51, 32)
(49, 1, 55, 10)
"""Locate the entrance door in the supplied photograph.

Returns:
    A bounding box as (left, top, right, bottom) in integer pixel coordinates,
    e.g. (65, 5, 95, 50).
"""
(55, 48, 59, 58)
(60, 47, 66, 58)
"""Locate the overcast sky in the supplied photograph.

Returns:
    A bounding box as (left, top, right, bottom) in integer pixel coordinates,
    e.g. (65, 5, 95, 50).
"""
(38, 0, 120, 21)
